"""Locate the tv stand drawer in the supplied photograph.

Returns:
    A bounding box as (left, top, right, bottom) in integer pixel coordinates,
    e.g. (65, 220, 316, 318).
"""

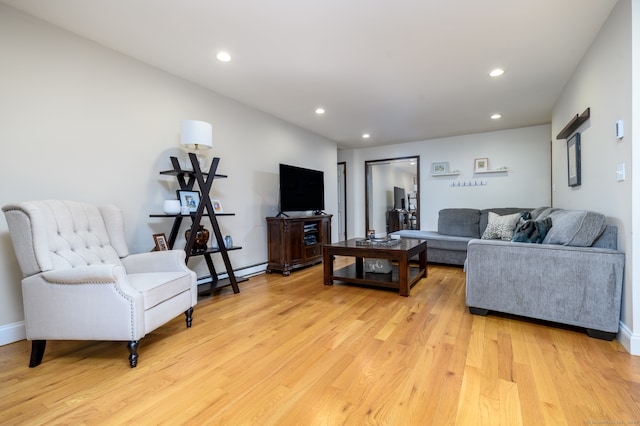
(305, 244, 322, 260)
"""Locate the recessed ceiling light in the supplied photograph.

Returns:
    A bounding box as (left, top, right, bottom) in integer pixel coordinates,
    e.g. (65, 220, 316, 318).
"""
(216, 51, 231, 62)
(362, 133, 371, 139)
(489, 68, 504, 77)
(491, 114, 502, 119)
(315, 107, 325, 115)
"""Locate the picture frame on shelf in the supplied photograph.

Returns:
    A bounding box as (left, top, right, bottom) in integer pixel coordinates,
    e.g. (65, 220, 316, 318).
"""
(177, 190, 200, 213)
(431, 162, 449, 175)
(153, 233, 170, 251)
(212, 199, 224, 214)
(474, 158, 489, 173)
(567, 133, 581, 187)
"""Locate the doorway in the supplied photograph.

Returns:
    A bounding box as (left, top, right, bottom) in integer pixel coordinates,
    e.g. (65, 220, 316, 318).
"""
(337, 162, 347, 241)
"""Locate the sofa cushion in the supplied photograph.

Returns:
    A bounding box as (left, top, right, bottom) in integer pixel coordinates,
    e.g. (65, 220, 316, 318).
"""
(438, 208, 480, 238)
(481, 212, 521, 241)
(128, 271, 193, 310)
(541, 209, 606, 247)
(591, 225, 618, 250)
(479, 208, 531, 236)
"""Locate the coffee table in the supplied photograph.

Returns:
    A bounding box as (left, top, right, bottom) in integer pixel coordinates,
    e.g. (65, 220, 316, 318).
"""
(323, 238, 427, 296)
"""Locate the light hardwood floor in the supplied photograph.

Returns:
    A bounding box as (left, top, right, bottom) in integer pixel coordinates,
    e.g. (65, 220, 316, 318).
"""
(1, 259, 639, 425)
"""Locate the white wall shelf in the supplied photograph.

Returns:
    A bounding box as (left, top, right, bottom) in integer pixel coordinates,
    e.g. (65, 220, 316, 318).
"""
(474, 169, 509, 174)
(431, 172, 460, 177)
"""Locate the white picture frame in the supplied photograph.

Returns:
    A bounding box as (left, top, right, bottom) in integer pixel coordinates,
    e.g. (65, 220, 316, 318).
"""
(474, 158, 489, 173)
(431, 162, 449, 175)
(212, 199, 224, 214)
(177, 190, 200, 213)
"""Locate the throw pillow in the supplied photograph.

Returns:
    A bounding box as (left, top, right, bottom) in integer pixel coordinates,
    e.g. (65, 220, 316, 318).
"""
(481, 212, 521, 241)
(529, 206, 552, 221)
(438, 208, 481, 238)
(512, 217, 553, 243)
(541, 209, 606, 246)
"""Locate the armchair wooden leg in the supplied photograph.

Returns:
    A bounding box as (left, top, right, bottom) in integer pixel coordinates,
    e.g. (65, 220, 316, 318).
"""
(185, 307, 194, 328)
(127, 341, 139, 368)
(29, 340, 46, 368)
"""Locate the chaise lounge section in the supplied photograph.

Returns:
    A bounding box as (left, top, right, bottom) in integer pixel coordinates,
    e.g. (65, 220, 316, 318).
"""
(392, 207, 530, 265)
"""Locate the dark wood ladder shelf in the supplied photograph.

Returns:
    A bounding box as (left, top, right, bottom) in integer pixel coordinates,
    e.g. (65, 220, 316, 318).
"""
(151, 153, 246, 295)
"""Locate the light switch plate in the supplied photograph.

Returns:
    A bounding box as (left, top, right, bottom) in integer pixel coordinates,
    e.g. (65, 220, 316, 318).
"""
(617, 163, 625, 181)
(616, 120, 624, 139)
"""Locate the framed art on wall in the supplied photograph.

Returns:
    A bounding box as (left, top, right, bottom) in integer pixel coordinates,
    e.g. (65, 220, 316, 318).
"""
(431, 162, 449, 175)
(474, 158, 488, 173)
(567, 132, 581, 187)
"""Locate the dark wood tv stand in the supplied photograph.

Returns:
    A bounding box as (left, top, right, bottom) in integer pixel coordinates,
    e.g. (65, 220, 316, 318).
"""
(266, 215, 332, 276)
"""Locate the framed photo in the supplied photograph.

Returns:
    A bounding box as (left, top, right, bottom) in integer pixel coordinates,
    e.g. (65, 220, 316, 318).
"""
(153, 233, 170, 251)
(212, 199, 224, 214)
(431, 162, 449, 175)
(474, 158, 489, 173)
(177, 190, 200, 213)
(567, 132, 581, 187)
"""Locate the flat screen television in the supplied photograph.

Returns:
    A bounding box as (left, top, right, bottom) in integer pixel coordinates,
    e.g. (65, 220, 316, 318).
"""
(279, 164, 325, 214)
(394, 186, 406, 210)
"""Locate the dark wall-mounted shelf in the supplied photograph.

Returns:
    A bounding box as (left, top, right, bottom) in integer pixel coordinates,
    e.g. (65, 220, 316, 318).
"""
(557, 108, 590, 139)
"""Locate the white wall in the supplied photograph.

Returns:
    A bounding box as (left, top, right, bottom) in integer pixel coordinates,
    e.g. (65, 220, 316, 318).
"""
(632, 0, 640, 355)
(552, 0, 637, 353)
(0, 5, 338, 343)
(339, 124, 552, 237)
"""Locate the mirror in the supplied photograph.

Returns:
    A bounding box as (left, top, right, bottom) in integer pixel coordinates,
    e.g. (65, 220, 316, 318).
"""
(365, 156, 420, 236)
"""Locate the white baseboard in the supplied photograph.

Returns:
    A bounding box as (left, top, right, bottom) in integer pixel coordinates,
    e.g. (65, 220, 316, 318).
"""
(617, 321, 640, 355)
(239, 263, 268, 277)
(221, 262, 267, 279)
(0, 321, 26, 346)
(196, 263, 267, 284)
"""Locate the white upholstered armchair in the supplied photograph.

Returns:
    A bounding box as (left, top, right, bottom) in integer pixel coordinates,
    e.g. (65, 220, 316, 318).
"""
(2, 200, 197, 368)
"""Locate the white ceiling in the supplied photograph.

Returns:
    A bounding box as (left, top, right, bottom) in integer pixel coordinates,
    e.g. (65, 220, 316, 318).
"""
(2, 0, 617, 149)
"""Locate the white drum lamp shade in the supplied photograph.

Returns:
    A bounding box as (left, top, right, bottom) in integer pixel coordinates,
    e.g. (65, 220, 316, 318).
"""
(180, 120, 212, 150)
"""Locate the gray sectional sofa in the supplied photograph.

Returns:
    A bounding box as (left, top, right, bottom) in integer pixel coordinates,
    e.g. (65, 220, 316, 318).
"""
(393, 207, 625, 339)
